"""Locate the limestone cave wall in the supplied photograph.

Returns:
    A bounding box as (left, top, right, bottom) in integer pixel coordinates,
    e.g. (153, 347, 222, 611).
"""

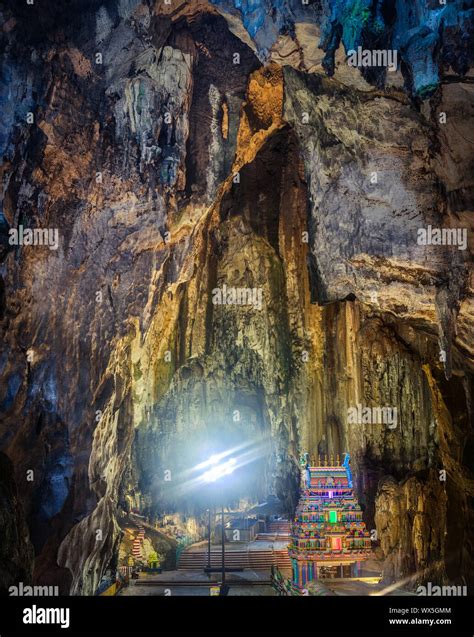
(0, 0, 473, 595)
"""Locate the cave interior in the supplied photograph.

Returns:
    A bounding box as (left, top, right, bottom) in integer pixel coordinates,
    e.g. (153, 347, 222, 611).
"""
(0, 0, 473, 597)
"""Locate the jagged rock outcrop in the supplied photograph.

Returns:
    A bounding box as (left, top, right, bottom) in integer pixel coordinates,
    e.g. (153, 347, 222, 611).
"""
(375, 472, 447, 586)
(0, 0, 472, 594)
(211, 0, 474, 97)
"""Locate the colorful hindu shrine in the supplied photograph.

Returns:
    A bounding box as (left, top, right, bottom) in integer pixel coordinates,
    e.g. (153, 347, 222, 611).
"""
(288, 453, 372, 588)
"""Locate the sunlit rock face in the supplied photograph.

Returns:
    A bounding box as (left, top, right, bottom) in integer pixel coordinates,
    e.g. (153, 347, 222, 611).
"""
(375, 472, 447, 585)
(0, 0, 473, 595)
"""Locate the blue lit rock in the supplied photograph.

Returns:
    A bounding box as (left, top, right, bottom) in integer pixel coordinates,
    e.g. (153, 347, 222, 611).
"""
(210, 0, 474, 97)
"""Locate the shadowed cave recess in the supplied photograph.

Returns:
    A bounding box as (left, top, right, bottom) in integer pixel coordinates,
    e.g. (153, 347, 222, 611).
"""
(0, 0, 473, 597)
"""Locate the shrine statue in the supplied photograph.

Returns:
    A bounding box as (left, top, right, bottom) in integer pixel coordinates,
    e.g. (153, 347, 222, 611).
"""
(299, 452, 309, 467)
(318, 434, 327, 457)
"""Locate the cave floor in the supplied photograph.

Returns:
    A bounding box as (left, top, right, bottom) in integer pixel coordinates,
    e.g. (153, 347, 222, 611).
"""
(118, 568, 415, 596)
(322, 579, 415, 596)
(119, 569, 277, 596)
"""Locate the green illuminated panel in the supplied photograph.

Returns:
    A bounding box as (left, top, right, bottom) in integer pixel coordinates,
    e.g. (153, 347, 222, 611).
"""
(329, 511, 337, 523)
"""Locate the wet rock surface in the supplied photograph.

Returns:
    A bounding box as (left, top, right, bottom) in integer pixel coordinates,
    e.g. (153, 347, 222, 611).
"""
(0, 0, 472, 594)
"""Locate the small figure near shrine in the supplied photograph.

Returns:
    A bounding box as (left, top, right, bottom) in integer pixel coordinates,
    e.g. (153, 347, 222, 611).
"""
(148, 551, 159, 570)
(142, 548, 162, 574)
(299, 452, 311, 488)
(317, 434, 328, 458)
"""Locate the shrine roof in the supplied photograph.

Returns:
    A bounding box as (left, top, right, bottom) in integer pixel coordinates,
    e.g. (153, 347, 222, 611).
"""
(308, 466, 347, 475)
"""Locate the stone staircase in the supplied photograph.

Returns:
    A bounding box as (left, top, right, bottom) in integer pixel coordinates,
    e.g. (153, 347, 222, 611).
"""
(267, 520, 291, 534)
(177, 547, 291, 570)
(255, 520, 291, 540)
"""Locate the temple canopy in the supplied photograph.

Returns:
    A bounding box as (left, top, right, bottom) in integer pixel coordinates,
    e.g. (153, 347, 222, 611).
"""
(289, 453, 372, 588)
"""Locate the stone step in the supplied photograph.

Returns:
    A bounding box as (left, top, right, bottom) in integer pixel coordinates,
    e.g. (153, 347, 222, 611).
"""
(268, 520, 290, 528)
(178, 549, 291, 570)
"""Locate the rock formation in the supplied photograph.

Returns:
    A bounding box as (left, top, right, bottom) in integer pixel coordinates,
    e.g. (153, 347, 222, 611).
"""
(0, 0, 472, 594)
